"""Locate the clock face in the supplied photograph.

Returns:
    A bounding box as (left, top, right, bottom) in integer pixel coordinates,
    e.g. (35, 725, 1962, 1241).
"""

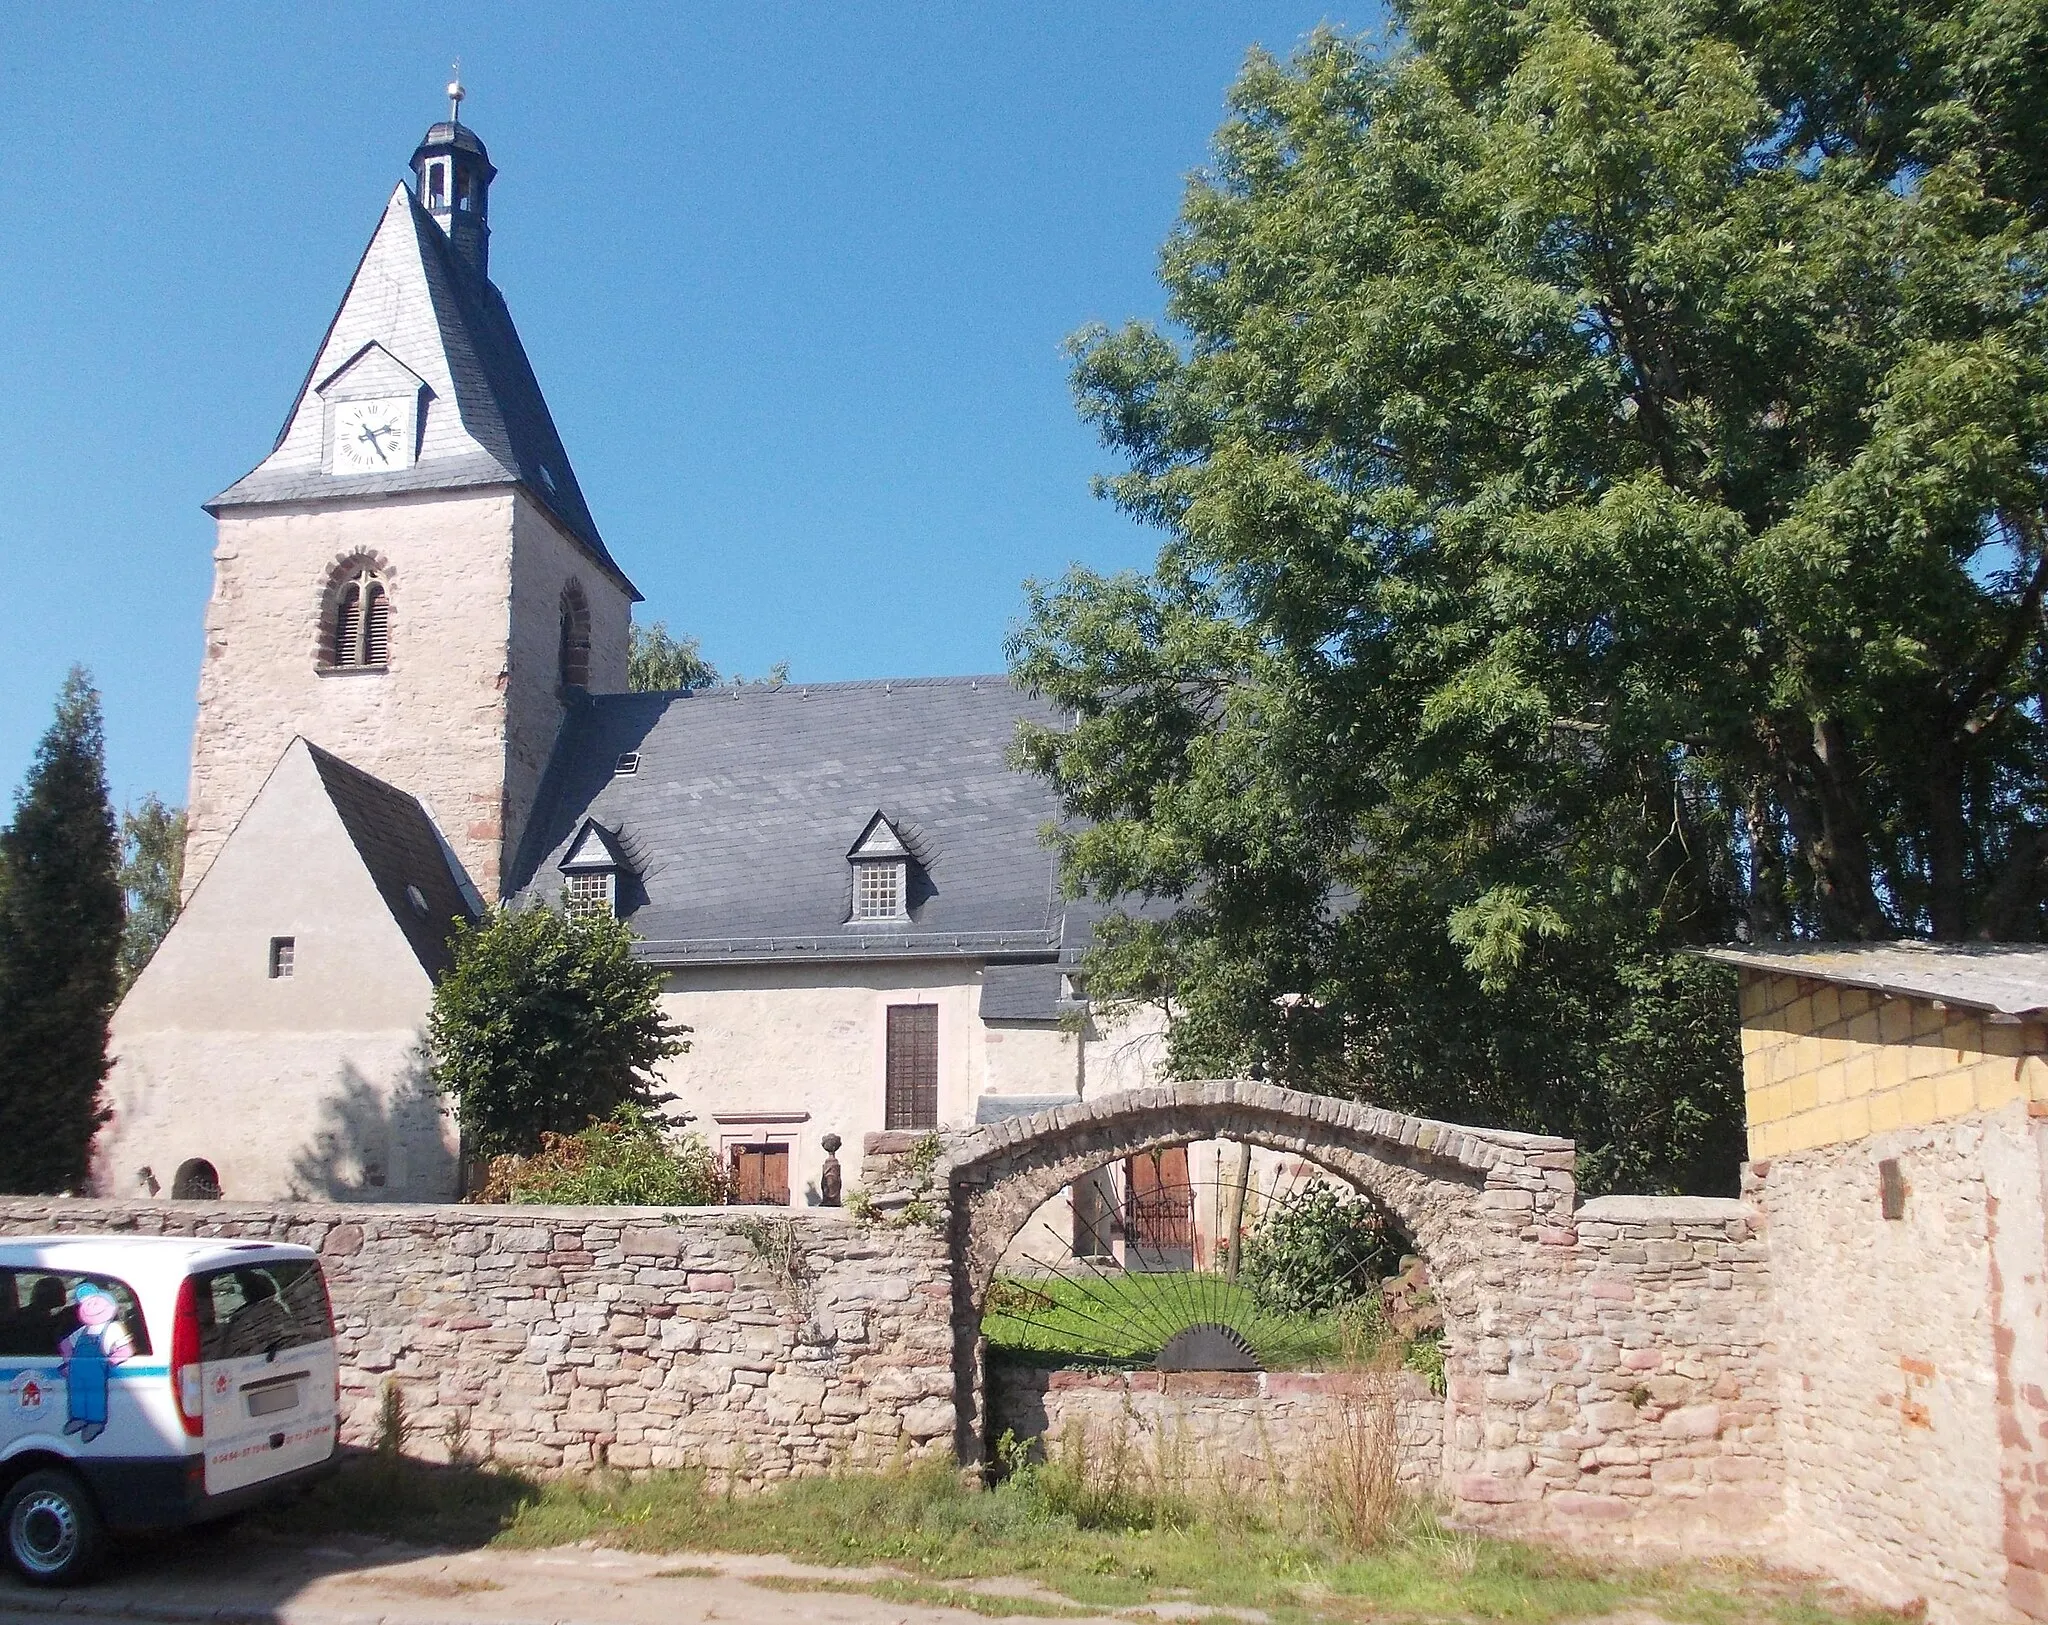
(331, 397, 414, 474)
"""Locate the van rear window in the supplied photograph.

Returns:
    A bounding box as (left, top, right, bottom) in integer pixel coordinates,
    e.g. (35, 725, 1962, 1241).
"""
(0, 1271, 151, 1358)
(195, 1261, 334, 1362)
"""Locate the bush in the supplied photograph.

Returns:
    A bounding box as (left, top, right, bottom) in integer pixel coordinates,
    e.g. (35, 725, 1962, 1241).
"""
(476, 1105, 729, 1206)
(1237, 1185, 1399, 1317)
(430, 903, 688, 1157)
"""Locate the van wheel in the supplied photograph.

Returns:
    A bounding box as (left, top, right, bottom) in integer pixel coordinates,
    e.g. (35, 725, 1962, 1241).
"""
(2, 1468, 104, 1585)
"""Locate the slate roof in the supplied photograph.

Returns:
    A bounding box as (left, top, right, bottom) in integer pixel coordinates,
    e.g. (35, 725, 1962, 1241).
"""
(1697, 941, 2048, 1020)
(509, 676, 1125, 966)
(210, 175, 635, 598)
(980, 963, 1076, 1022)
(305, 742, 479, 978)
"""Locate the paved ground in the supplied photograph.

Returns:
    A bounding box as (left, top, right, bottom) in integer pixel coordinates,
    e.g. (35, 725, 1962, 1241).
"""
(0, 1526, 1159, 1625)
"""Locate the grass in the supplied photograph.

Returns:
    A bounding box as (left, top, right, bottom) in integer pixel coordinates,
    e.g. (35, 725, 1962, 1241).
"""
(981, 1271, 1353, 1367)
(258, 1449, 1910, 1625)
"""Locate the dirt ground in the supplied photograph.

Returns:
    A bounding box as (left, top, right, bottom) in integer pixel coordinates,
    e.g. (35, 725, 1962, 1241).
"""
(0, 1527, 1146, 1625)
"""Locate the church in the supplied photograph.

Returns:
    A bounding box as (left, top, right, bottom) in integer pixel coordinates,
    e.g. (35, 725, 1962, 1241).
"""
(97, 106, 1166, 1208)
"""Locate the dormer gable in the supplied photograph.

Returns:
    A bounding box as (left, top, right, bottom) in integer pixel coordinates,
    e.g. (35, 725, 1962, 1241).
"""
(848, 812, 921, 923)
(848, 812, 910, 862)
(558, 818, 629, 920)
(316, 341, 430, 404)
(561, 818, 628, 873)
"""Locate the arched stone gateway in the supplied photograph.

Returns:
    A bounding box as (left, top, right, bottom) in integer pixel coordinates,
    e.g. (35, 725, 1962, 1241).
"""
(863, 1079, 1784, 1543)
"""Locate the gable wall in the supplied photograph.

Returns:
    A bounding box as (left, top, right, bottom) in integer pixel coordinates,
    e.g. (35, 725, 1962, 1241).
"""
(108, 743, 455, 1203)
(185, 492, 517, 900)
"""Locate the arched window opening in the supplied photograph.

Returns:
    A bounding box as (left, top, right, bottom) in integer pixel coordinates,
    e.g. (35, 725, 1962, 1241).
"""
(558, 580, 592, 690)
(322, 558, 393, 670)
(171, 1158, 221, 1201)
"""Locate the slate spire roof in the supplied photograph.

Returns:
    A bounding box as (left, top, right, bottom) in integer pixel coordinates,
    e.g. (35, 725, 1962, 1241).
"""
(208, 169, 636, 598)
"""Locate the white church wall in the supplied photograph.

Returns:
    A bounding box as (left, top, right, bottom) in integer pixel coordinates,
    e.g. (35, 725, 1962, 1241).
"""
(186, 492, 521, 902)
(655, 963, 1171, 1207)
(103, 742, 458, 1203)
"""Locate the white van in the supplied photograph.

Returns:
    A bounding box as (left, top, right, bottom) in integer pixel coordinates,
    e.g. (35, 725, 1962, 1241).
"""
(0, 1236, 340, 1585)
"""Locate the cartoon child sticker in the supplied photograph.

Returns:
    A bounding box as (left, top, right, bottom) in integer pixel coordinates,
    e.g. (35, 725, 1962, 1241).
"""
(59, 1286, 133, 1444)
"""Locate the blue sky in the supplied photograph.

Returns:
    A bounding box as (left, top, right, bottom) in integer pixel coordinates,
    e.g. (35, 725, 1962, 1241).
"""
(0, 4, 1380, 813)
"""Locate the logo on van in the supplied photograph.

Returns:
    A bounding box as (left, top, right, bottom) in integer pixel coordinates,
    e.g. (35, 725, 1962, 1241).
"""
(11, 1374, 47, 1413)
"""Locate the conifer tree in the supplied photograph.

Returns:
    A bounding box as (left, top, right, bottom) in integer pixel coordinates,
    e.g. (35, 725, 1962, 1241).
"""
(0, 669, 123, 1193)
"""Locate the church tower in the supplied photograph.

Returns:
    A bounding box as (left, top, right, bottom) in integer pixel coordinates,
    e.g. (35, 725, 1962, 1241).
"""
(183, 92, 639, 902)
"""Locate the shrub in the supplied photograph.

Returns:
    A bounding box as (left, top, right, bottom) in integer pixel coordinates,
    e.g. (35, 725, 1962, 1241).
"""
(430, 902, 688, 1157)
(477, 1105, 728, 1206)
(1238, 1184, 1399, 1317)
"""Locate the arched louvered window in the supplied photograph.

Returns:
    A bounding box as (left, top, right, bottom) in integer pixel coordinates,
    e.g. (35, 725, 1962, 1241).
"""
(364, 581, 390, 664)
(323, 559, 393, 670)
(559, 579, 592, 690)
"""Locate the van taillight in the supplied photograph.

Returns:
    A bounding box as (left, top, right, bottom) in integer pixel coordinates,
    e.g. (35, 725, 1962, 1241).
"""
(171, 1276, 204, 1437)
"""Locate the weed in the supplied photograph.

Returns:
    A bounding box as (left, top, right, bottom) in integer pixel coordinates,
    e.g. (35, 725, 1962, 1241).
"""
(732, 1216, 816, 1314)
(262, 1451, 1914, 1625)
(441, 1407, 472, 1465)
(374, 1379, 411, 1458)
(1314, 1374, 1400, 1551)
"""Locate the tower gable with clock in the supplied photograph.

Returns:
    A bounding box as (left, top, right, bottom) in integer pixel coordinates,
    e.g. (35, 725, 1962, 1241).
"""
(183, 116, 639, 903)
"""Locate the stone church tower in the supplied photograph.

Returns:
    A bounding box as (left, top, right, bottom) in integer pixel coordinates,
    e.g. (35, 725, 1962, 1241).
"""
(183, 109, 639, 902)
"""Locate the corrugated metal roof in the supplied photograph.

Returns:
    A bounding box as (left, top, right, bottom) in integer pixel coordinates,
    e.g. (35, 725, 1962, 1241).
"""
(1696, 941, 2048, 1018)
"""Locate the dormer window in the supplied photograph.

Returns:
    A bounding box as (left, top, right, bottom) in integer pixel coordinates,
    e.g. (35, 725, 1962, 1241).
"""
(855, 860, 906, 920)
(848, 812, 916, 924)
(559, 818, 628, 922)
(565, 871, 615, 921)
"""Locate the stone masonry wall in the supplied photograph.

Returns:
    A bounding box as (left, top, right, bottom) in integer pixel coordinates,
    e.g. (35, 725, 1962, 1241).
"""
(0, 1198, 954, 1482)
(988, 1364, 1446, 1493)
(1467, 1194, 1781, 1545)
(1751, 1103, 2048, 1623)
(918, 1083, 1784, 1548)
(187, 496, 523, 903)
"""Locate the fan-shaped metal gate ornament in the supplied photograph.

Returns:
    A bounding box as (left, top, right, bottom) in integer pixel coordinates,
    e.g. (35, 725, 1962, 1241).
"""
(979, 1139, 1410, 1372)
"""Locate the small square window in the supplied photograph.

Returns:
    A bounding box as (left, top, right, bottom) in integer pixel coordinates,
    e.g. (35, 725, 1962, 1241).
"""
(614, 752, 640, 777)
(565, 871, 615, 921)
(268, 937, 295, 979)
(854, 860, 905, 920)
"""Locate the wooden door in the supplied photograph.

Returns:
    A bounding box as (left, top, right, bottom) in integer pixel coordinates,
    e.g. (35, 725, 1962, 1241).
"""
(885, 1005, 939, 1129)
(1125, 1146, 1193, 1252)
(731, 1145, 790, 1206)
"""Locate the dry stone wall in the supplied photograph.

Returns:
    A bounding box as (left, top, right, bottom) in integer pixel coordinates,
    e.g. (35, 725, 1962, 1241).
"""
(0, 1198, 954, 1482)
(988, 1364, 1446, 1492)
(910, 1081, 1784, 1547)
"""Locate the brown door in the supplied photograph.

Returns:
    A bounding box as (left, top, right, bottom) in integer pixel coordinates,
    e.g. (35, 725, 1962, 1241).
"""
(885, 1005, 939, 1129)
(731, 1145, 790, 1205)
(1125, 1147, 1193, 1253)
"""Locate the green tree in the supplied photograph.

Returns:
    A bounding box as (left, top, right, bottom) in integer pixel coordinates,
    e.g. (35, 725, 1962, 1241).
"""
(428, 902, 689, 1158)
(629, 621, 721, 692)
(1009, 3, 2047, 1192)
(116, 793, 185, 991)
(0, 669, 123, 1193)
